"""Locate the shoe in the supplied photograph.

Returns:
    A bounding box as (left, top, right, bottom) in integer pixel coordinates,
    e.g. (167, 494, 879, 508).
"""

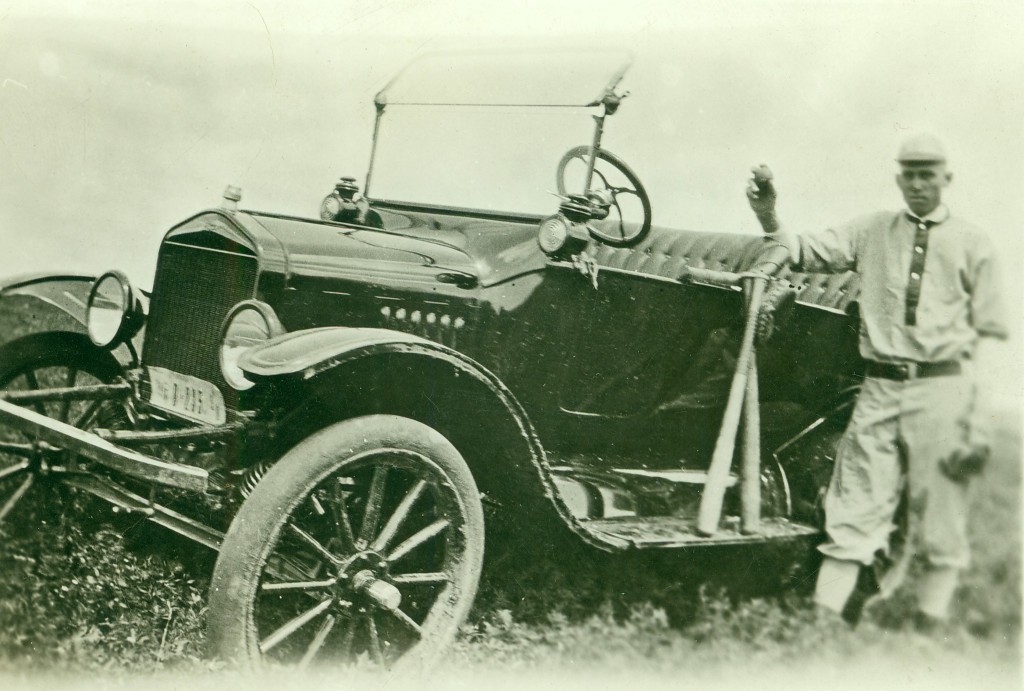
(840, 563, 881, 626)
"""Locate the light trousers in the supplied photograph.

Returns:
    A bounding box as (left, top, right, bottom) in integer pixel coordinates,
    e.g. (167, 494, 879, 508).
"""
(819, 374, 974, 570)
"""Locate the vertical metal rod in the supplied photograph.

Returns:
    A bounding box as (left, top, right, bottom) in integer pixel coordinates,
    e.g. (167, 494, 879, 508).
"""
(363, 103, 386, 197)
(582, 110, 607, 195)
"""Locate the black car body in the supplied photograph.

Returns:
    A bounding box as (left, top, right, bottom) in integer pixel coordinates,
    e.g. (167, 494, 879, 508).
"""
(0, 52, 862, 669)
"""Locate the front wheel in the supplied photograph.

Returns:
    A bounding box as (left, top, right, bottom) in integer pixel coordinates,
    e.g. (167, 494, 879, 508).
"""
(0, 332, 125, 528)
(207, 415, 484, 671)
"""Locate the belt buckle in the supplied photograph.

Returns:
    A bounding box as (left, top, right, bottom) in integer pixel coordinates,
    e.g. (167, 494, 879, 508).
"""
(903, 362, 918, 380)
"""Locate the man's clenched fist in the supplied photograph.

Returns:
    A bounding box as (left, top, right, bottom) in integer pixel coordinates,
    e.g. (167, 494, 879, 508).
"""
(747, 164, 779, 232)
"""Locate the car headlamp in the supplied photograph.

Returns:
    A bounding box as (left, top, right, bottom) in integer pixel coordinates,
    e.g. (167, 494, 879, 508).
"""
(320, 193, 344, 221)
(86, 271, 145, 349)
(537, 214, 589, 258)
(219, 301, 285, 390)
(538, 215, 569, 254)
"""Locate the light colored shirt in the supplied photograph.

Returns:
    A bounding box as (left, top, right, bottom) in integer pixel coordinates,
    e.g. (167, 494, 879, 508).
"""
(774, 204, 1008, 363)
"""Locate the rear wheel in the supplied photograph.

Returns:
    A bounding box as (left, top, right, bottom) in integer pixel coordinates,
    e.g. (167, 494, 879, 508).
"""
(208, 414, 485, 671)
(0, 333, 124, 528)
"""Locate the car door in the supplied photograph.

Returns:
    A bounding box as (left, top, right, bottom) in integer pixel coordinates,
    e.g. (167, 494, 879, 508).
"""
(545, 263, 730, 418)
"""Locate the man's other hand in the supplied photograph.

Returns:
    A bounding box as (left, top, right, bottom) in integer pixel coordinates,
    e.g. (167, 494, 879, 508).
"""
(939, 443, 990, 483)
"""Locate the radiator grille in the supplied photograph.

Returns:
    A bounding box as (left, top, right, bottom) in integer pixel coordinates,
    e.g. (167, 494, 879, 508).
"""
(142, 242, 259, 410)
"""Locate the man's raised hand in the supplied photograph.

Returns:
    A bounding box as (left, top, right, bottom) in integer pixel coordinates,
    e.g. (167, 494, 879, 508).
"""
(746, 164, 779, 233)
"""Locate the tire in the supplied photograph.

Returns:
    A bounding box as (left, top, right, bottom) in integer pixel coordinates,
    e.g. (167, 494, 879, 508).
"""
(0, 332, 124, 527)
(207, 414, 485, 672)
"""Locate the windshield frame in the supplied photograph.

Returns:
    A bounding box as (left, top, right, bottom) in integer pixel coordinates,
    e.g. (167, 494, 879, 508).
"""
(363, 50, 633, 203)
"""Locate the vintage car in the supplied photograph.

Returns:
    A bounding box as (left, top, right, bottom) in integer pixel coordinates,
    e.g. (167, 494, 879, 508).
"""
(0, 52, 861, 669)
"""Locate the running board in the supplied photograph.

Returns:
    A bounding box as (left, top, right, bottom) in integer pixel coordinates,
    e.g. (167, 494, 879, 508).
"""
(581, 515, 818, 548)
(0, 399, 209, 493)
(610, 468, 738, 486)
(550, 465, 738, 488)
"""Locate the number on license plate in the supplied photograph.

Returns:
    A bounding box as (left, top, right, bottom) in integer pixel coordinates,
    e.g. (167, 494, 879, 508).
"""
(147, 367, 226, 425)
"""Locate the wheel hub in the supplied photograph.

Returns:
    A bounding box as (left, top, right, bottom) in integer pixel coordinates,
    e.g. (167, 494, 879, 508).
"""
(351, 569, 402, 611)
(335, 550, 400, 611)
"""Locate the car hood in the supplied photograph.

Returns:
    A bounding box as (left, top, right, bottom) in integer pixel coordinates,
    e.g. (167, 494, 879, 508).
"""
(234, 209, 545, 288)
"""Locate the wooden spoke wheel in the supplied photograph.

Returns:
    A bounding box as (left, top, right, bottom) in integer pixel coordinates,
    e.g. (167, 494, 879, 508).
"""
(0, 333, 124, 528)
(207, 414, 484, 671)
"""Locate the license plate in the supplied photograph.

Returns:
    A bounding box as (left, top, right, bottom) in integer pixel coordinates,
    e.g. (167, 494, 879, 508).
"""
(146, 367, 226, 425)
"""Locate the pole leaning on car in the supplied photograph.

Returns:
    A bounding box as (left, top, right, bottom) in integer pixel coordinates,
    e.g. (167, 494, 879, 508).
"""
(695, 273, 767, 536)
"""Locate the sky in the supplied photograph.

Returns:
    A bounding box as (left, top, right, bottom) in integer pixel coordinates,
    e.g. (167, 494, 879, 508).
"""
(1, 0, 1020, 272)
(0, 1, 1021, 353)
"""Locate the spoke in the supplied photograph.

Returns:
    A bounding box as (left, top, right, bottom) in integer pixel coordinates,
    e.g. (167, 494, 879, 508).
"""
(609, 196, 627, 239)
(332, 481, 357, 551)
(261, 577, 337, 593)
(337, 616, 357, 659)
(72, 399, 103, 430)
(390, 571, 450, 585)
(297, 614, 336, 670)
(0, 459, 31, 479)
(0, 475, 34, 523)
(21, 371, 48, 417)
(287, 523, 343, 566)
(357, 466, 388, 548)
(386, 518, 450, 564)
(366, 612, 385, 665)
(57, 368, 78, 423)
(310, 493, 326, 515)
(370, 479, 426, 553)
(385, 607, 423, 638)
(259, 598, 333, 654)
(266, 553, 321, 584)
(0, 443, 35, 458)
(308, 560, 327, 580)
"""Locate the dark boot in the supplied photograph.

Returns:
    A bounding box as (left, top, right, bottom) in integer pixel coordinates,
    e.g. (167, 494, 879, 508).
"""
(840, 562, 881, 625)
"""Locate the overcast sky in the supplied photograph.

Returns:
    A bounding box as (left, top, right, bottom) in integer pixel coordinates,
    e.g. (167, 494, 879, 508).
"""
(0, 1, 1021, 311)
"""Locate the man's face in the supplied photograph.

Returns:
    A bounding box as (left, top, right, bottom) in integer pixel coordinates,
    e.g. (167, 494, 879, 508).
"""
(896, 162, 952, 217)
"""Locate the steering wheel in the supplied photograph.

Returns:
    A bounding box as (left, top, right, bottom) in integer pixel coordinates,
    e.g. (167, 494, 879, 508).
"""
(556, 145, 652, 247)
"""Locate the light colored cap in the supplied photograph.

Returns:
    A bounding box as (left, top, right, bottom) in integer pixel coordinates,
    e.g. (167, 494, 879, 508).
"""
(897, 133, 947, 164)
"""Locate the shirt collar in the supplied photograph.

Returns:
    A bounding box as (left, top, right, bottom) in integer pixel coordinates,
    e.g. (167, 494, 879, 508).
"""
(906, 204, 949, 226)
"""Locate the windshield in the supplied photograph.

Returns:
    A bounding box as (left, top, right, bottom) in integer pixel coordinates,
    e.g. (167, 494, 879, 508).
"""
(366, 50, 632, 215)
(369, 108, 599, 214)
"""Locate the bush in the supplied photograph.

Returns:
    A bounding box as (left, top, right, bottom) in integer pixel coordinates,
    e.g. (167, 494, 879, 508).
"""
(0, 502, 209, 672)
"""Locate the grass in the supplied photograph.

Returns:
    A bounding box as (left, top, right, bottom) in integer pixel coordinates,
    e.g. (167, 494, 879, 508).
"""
(0, 300, 1020, 689)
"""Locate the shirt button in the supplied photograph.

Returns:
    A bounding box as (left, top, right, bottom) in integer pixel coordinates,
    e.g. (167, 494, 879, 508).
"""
(918, 223, 927, 230)
(911, 272, 920, 280)
(914, 246, 925, 254)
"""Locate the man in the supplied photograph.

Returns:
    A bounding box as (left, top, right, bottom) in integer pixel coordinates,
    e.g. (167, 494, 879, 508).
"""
(746, 134, 1008, 630)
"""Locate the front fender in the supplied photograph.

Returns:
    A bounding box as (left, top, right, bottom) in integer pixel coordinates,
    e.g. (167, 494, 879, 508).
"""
(0, 272, 97, 329)
(238, 327, 436, 380)
(0, 272, 144, 365)
(238, 326, 623, 551)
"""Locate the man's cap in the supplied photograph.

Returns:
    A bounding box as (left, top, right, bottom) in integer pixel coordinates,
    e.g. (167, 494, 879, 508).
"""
(896, 133, 947, 164)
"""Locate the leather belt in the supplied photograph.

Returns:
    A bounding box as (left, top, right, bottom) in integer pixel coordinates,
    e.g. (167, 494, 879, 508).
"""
(864, 359, 961, 381)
